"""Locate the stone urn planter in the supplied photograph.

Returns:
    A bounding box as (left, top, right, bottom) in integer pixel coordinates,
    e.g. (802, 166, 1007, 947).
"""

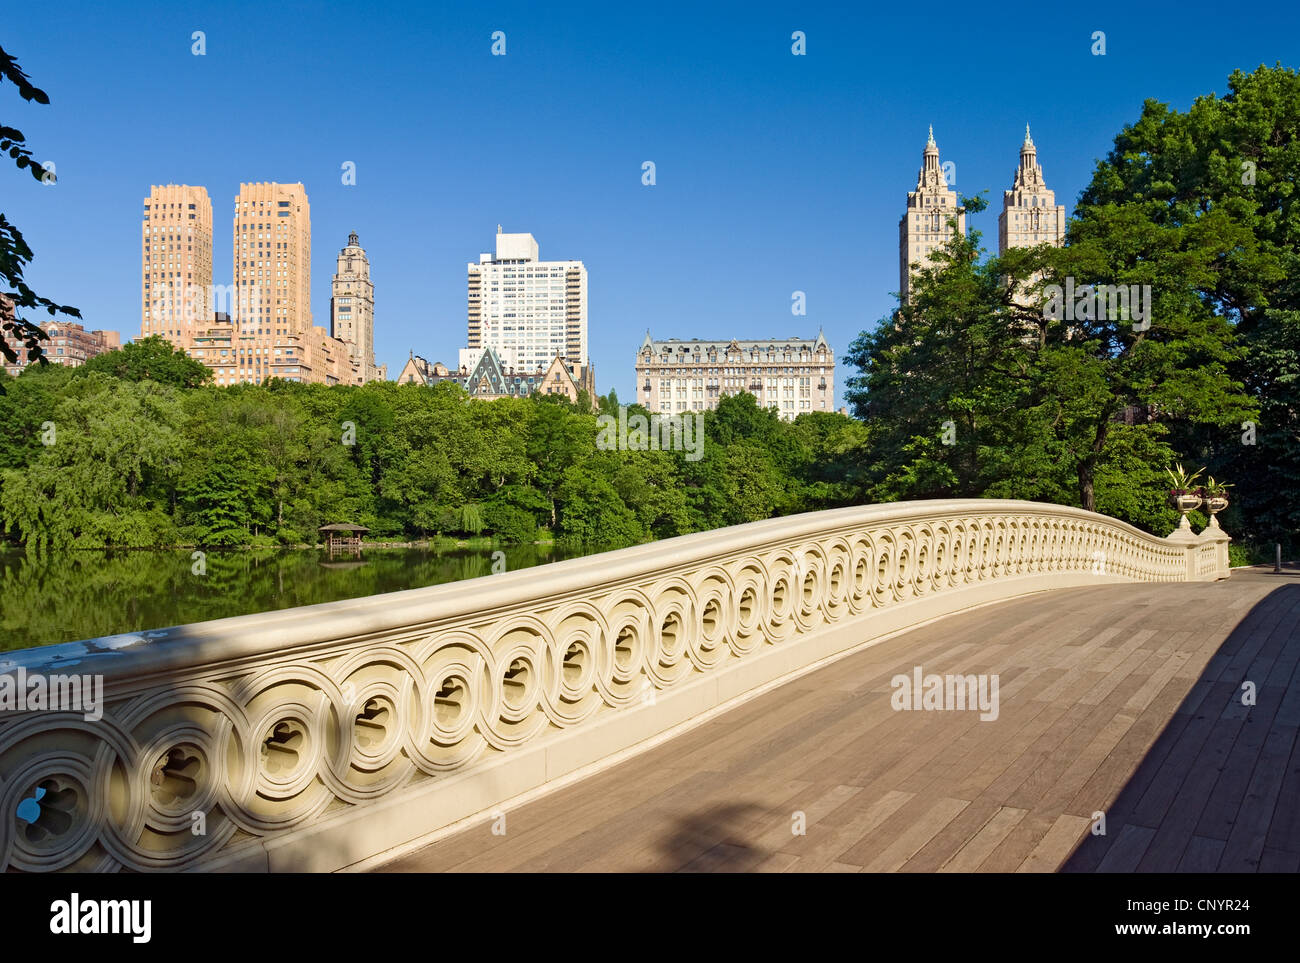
(1201, 478, 1232, 529)
(1165, 463, 1206, 534)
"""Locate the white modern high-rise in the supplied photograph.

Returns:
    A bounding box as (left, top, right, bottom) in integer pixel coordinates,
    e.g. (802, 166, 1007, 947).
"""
(898, 127, 965, 305)
(466, 228, 587, 373)
(998, 125, 1066, 254)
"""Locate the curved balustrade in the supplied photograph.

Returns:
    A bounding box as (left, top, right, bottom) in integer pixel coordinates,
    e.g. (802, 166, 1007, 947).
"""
(0, 499, 1230, 872)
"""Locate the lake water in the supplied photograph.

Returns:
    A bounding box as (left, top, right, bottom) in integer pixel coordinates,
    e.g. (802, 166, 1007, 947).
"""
(0, 543, 600, 651)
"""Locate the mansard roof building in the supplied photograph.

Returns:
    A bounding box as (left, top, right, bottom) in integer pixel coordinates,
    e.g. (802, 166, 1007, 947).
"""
(395, 347, 595, 404)
(635, 332, 834, 421)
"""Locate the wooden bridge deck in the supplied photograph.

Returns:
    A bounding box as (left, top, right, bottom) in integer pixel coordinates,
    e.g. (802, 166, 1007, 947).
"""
(379, 570, 1300, 873)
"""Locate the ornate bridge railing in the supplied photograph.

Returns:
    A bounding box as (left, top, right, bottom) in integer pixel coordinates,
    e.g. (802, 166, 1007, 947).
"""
(0, 499, 1230, 872)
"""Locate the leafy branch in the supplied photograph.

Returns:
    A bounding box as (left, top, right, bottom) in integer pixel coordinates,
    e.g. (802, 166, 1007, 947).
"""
(1, 43, 77, 376)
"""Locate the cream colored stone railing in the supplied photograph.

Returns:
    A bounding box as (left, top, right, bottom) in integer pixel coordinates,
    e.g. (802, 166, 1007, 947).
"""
(0, 499, 1230, 872)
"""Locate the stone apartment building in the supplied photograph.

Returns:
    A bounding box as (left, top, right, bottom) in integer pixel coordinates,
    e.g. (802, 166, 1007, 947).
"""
(635, 332, 834, 421)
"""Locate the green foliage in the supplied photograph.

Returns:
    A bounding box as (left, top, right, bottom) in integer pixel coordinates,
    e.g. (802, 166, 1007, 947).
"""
(1076, 63, 1300, 545)
(0, 367, 865, 550)
(1164, 462, 1205, 492)
(78, 335, 211, 388)
(1, 44, 78, 374)
(1, 375, 184, 552)
(1228, 542, 1273, 568)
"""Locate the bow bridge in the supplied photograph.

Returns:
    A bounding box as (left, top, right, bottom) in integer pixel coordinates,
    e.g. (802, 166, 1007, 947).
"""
(5, 498, 1289, 873)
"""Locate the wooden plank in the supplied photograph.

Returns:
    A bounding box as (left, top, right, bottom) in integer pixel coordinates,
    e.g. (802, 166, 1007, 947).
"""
(1125, 681, 1238, 830)
(1094, 824, 1156, 872)
(377, 574, 1293, 874)
(939, 806, 1029, 872)
(753, 851, 799, 873)
(1193, 689, 1285, 842)
(1258, 847, 1300, 873)
(778, 789, 914, 872)
(1263, 726, 1300, 856)
(858, 797, 970, 872)
(977, 810, 1057, 872)
(1218, 724, 1298, 871)
(1176, 834, 1226, 872)
(1017, 813, 1092, 872)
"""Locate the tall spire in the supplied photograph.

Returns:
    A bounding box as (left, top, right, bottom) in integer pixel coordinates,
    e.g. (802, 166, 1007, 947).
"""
(920, 126, 941, 181)
(1018, 124, 1039, 182)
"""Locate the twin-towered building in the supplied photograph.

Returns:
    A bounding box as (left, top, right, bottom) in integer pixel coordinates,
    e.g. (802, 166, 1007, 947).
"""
(898, 125, 1066, 302)
(898, 126, 967, 305)
(140, 182, 385, 386)
(997, 126, 1066, 255)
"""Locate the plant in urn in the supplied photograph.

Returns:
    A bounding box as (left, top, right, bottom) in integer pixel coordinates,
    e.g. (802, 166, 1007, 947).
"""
(1165, 463, 1205, 533)
(1201, 476, 1232, 530)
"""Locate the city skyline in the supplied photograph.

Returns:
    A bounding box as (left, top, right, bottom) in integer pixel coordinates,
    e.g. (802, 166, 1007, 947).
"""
(138, 181, 383, 385)
(5, 2, 1296, 408)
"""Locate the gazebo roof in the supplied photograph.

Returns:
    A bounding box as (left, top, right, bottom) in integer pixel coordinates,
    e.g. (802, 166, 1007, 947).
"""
(319, 523, 370, 533)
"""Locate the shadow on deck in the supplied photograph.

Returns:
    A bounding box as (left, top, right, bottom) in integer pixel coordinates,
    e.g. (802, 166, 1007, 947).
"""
(1063, 576, 1300, 872)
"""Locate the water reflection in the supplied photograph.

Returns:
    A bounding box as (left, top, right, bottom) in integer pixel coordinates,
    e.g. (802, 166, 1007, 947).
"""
(0, 543, 600, 651)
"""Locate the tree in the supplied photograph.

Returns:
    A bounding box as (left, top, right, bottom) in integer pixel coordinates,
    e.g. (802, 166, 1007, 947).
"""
(1076, 64, 1300, 547)
(1, 376, 184, 551)
(555, 462, 644, 546)
(78, 335, 212, 388)
(0, 45, 79, 376)
(597, 386, 620, 416)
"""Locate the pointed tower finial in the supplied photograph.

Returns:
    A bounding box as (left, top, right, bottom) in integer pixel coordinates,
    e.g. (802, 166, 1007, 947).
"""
(1024, 123, 1034, 147)
(927, 124, 935, 148)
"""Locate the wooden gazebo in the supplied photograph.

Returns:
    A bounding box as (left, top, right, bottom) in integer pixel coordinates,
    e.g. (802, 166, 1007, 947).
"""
(319, 522, 369, 556)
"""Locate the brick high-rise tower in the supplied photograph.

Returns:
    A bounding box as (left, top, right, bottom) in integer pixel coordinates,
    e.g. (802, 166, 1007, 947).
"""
(233, 182, 310, 336)
(140, 184, 213, 340)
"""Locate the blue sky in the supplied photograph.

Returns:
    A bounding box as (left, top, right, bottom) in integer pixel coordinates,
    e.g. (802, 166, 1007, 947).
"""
(5, 1, 1297, 406)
